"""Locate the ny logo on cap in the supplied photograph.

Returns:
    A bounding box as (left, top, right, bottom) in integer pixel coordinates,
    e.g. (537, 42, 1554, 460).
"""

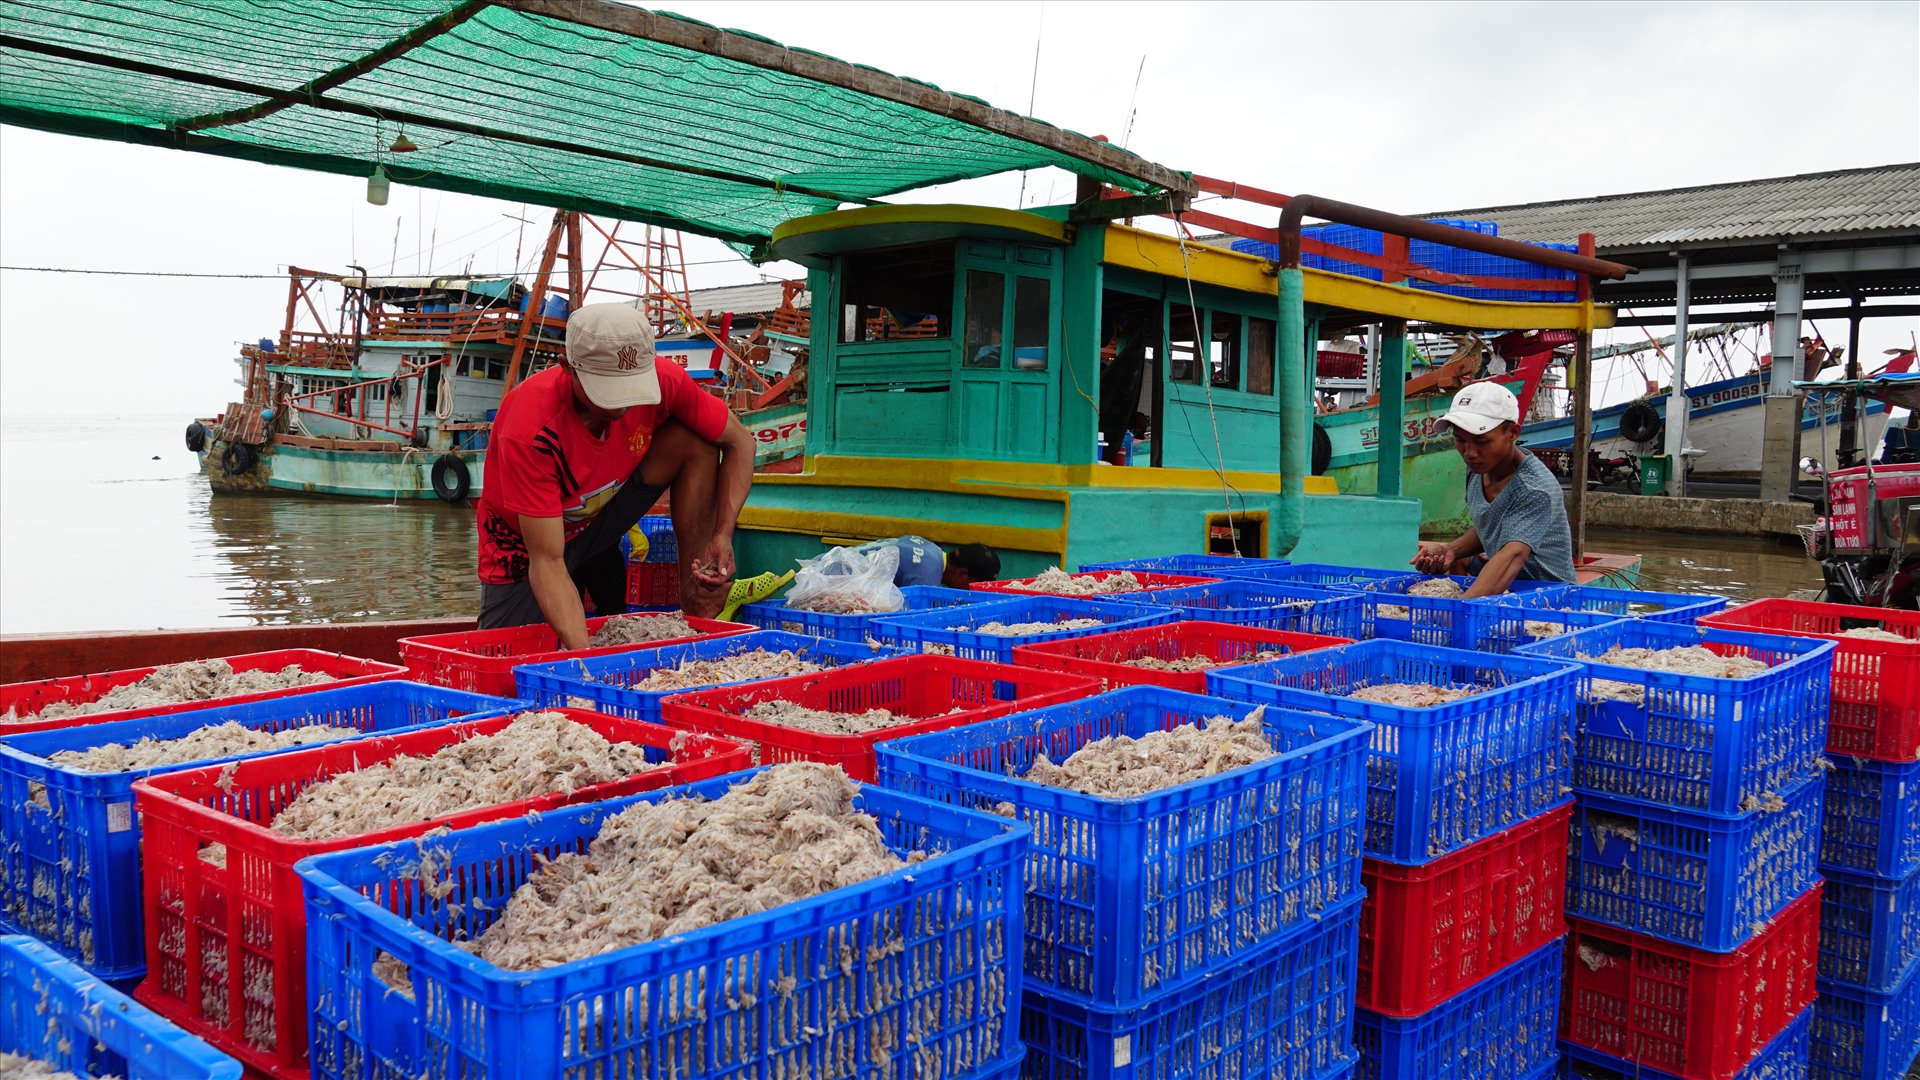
(616, 344, 640, 370)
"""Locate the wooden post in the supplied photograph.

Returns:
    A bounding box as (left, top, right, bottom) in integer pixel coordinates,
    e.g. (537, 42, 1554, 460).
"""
(1376, 318, 1407, 499)
(1568, 233, 1596, 563)
(503, 211, 567, 392)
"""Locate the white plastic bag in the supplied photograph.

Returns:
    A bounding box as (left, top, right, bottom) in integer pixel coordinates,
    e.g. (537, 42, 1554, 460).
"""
(785, 545, 906, 614)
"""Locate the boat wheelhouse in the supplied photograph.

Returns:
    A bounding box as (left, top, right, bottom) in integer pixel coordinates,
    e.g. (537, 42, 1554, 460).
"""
(731, 201, 1620, 578)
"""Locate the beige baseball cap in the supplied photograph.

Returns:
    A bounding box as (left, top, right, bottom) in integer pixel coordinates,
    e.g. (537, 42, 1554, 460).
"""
(1436, 381, 1521, 435)
(564, 303, 661, 410)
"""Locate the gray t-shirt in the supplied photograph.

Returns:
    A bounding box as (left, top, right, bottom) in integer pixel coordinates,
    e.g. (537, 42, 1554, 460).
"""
(1466, 452, 1577, 584)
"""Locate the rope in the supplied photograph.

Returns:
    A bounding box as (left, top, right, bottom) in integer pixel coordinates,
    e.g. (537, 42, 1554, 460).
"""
(1170, 215, 1239, 540)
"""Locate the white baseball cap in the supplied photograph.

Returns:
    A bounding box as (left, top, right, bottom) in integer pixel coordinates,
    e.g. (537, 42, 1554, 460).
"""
(564, 303, 661, 410)
(1436, 382, 1520, 435)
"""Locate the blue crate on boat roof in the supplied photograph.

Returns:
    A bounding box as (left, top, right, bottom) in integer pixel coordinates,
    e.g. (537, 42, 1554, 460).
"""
(295, 768, 1027, 1080)
(1566, 774, 1824, 951)
(1207, 639, 1578, 863)
(1354, 937, 1564, 1080)
(1018, 896, 1363, 1080)
(1414, 242, 1581, 303)
(1, 935, 241, 1080)
(1518, 619, 1834, 814)
(1811, 959, 1920, 1080)
(876, 685, 1370, 1007)
(0, 681, 516, 980)
(1078, 553, 1292, 575)
(867, 595, 1175, 663)
(511, 630, 897, 723)
(1817, 864, 1920, 992)
(734, 584, 988, 642)
(1132, 578, 1366, 637)
(1557, 1004, 1811, 1080)
(1230, 224, 1388, 280)
(1819, 754, 1920, 878)
(1514, 584, 1728, 624)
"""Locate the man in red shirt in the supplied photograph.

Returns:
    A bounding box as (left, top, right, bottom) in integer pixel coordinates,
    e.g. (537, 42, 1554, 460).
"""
(476, 303, 755, 643)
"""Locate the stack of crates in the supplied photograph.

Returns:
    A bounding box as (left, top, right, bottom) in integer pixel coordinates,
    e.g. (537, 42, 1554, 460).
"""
(624, 513, 679, 607)
(876, 685, 1374, 1079)
(1518, 619, 1837, 1079)
(1698, 600, 1920, 1079)
(1208, 639, 1582, 1078)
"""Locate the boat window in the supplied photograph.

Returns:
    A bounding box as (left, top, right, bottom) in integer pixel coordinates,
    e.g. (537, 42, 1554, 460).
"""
(1011, 276, 1049, 370)
(1168, 304, 1201, 384)
(839, 242, 955, 343)
(963, 269, 1005, 368)
(1246, 317, 1276, 395)
(366, 381, 386, 402)
(1208, 311, 1240, 390)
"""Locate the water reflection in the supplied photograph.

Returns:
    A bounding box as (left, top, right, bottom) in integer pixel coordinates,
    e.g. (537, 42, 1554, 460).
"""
(1587, 527, 1822, 602)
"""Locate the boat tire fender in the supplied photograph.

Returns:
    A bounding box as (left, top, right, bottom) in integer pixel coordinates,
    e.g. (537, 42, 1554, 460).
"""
(185, 421, 208, 453)
(221, 441, 256, 476)
(1311, 423, 1332, 476)
(1619, 401, 1663, 445)
(432, 453, 471, 503)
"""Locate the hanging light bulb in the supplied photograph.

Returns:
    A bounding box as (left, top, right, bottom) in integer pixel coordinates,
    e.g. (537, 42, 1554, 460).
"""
(367, 164, 390, 206)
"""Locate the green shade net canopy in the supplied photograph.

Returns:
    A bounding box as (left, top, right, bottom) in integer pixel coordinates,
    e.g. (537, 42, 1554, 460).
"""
(0, 0, 1189, 248)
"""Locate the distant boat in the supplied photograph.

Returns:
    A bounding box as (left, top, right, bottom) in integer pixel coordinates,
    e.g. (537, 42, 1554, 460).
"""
(1520, 366, 1891, 479)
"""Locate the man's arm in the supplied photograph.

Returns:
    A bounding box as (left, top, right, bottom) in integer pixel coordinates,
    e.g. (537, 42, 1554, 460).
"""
(689, 412, 757, 587)
(1412, 526, 1483, 574)
(520, 514, 589, 649)
(1466, 540, 1532, 597)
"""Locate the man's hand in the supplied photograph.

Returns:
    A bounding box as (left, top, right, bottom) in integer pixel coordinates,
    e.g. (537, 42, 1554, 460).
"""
(690, 535, 736, 588)
(1411, 541, 1453, 575)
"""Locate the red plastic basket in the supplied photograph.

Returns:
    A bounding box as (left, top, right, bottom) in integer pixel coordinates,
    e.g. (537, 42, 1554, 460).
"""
(0, 649, 407, 736)
(626, 560, 680, 607)
(1698, 598, 1919, 761)
(129, 709, 748, 1078)
(658, 654, 1100, 781)
(971, 570, 1219, 598)
(1011, 620, 1353, 693)
(1357, 801, 1571, 1017)
(1560, 883, 1823, 1080)
(398, 615, 754, 696)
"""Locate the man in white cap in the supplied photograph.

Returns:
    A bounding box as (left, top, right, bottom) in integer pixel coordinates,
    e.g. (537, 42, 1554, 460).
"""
(1411, 381, 1576, 594)
(474, 303, 757, 642)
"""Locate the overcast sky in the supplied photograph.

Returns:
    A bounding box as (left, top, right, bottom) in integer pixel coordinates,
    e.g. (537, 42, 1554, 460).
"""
(2, 0, 1915, 419)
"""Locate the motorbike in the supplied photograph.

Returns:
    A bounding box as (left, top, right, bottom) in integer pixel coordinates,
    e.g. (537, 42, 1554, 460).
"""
(1586, 449, 1640, 489)
(1799, 455, 1920, 608)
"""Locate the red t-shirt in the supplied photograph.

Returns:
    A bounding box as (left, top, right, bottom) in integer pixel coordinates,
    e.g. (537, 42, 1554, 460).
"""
(476, 363, 728, 584)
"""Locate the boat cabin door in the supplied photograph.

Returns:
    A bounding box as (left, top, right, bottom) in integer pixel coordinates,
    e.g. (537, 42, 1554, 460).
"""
(955, 242, 1059, 461)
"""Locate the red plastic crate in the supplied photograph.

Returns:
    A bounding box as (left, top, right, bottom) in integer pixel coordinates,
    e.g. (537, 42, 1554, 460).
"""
(1822, 461, 1920, 551)
(1560, 883, 1823, 1080)
(1357, 801, 1572, 1017)
(658, 654, 1100, 781)
(398, 614, 753, 696)
(130, 709, 748, 1078)
(1698, 598, 1919, 761)
(971, 570, 1219, 598)
(626, 560, 680, 606)
(1011, 620, 1353, 693)
(0, 649, 407, 736)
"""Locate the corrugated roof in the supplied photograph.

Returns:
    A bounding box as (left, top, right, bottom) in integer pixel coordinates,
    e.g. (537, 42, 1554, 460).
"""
(686, 281, 809, 316)
(1424, 163, 1920, 250)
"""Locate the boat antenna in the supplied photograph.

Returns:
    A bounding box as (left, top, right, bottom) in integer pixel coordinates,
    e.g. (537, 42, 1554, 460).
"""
(1121, 55, 1146, 149)
(388, 215, 402, 275)
(1016, 1, 1044, 208)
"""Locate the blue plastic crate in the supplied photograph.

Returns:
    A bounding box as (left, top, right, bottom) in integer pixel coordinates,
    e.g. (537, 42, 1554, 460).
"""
(1414, 243, 1580, 303)
(1354, 937, 1564, 1080)
(1226, 562, 1424, 592)
(869, 596, 1176, 663)
(1409, 220, 1499, 279)
(877, 686, 1370, 1007)
(511, 630, 899, 723)
(736, 584, 990, 642)
(1819, 864, 1920, 992)
(1019, 896, 1362, 1080)
(1516, 584, 1729, 625)
(1820, 755, 1920, 878)
(1557, 1005, 1811, 1080)
(1208, 640, 1577, 863)
(1567, 774, 1825, 951)
(1811, 959, 1920, 1080)
(1303, 224, 1387, 281)
(634, 513, 676, 563)
(1359, 581, 1591, 649)
(1078, 554, 1293, 575)
(1365, 573, 1575, 604)
(1454, 602, 1623, 655)
(0, 935, 241, 1080)
(0, 681, 515, 980)
(1132, 579, 1367, 636)
(296, 768, 1027, 1080)
(1517, 620, 1835, 814)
